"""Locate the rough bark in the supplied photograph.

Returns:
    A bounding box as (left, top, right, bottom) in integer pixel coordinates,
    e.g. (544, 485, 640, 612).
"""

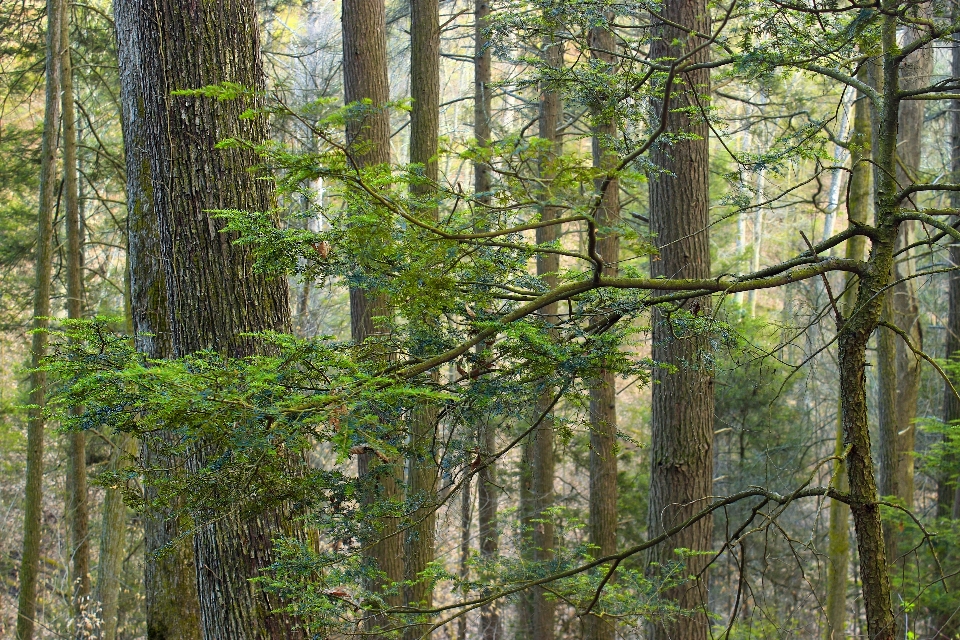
(115, 4, 204, 635)
(115, 1, 303, 638)
(15, 1, 60, 637)
(342, 0, 404, 630)
(825, 76, 872, 640)
(404, 0, 441, 635)
(60, 2, 91, 621)
(585, 17, 619, 640)
(646, 0, 714, 637)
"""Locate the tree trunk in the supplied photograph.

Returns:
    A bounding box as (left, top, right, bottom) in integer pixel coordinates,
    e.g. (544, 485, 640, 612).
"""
(115, 1, 304, 638)
(16, 1, 61, 637)
(825, 75, 872, 640)
(60, 2, 91, 622)
(646, 0, 714, 638)
(115, 5, 204, 637)
(342, 0, 404, 632)
(585, 17, 619, 640)
(527, 29, 563, 640)
(404, 0, 441, 635)
(96, 433, 137, 640)
(837, 15, 905, 639)
(933, 15, 960, 639)
(474, 3, 500, 638)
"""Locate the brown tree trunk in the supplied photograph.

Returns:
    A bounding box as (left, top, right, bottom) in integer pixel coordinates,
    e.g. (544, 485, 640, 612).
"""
(115, 1, 304, 638)
(474, 3, 500, 638)
(646, 0, 714, 638)
(404, 0, 440, 632)
(342, 0, 404, 632)
(16, 1, 61, 637)
(526, 29, 563, 640)
(60, 2, 91, 623)
(585, 17, 619, 640)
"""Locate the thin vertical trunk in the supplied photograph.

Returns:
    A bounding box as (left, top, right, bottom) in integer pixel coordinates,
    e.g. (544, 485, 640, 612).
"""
(404, 0, 440, 635)
(527, 29, 563, 640)
(60, 1, 91, 622)
(646, 0, 713, 637)
(16, 1, 61, 637)
(933, 18, 960, 640)
(457, 476, 472, 640)
(825, 75, 872, 640)
(474, 2, 500, 638)
(115, 1, 304, 637)
(96, 434, 137, 640)
(890, 27, 930, 509)
(585, 17, 619, 640)
(877, 23, 930, 591)
(838, 12, 903, 639)
(942, 7, 960, 522)
(342, 0, 404, 633)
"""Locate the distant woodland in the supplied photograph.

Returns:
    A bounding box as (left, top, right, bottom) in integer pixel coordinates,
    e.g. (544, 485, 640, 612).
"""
(3, 0, 960, 638)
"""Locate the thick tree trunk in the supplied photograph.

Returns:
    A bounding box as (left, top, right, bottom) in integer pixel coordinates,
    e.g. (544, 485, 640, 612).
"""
(646, 0, 714, 638)
(116, 5, 204, 636)
(115, 1, 304, 638)
(60, 2, 91, 621)
(342, 0, 404, 632)
(585, 17, 619, 640)
(825, 77, 872, 640)
(16, 1, 61, 637)
(404, 0, 441, 635)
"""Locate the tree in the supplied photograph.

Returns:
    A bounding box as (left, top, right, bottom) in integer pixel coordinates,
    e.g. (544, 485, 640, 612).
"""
(61, 0, 91, 622)
(405, 0, 441, 635)
(341, 0, 404, 633)
(15, 0, 60, 636)
(585, 11, 619, 640)
(114, 0, 305, 637)
(646, 0, 714, 637)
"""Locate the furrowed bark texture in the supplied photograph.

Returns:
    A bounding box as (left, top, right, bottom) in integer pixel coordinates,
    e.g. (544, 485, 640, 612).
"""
(116, 5, 204, 637)
(115, 1, 304, 638)
(61, 2, 91, 619)
(525, 30, 563, 640)
(343, 0, 404, 630)
(404, 0, 440, 634)
(586, 18, 619, 640)
(825, 77, 872, 640)
(646, 0, 714, 638)
(474, 2, 500, 638)
(16, 1, 60, 637)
